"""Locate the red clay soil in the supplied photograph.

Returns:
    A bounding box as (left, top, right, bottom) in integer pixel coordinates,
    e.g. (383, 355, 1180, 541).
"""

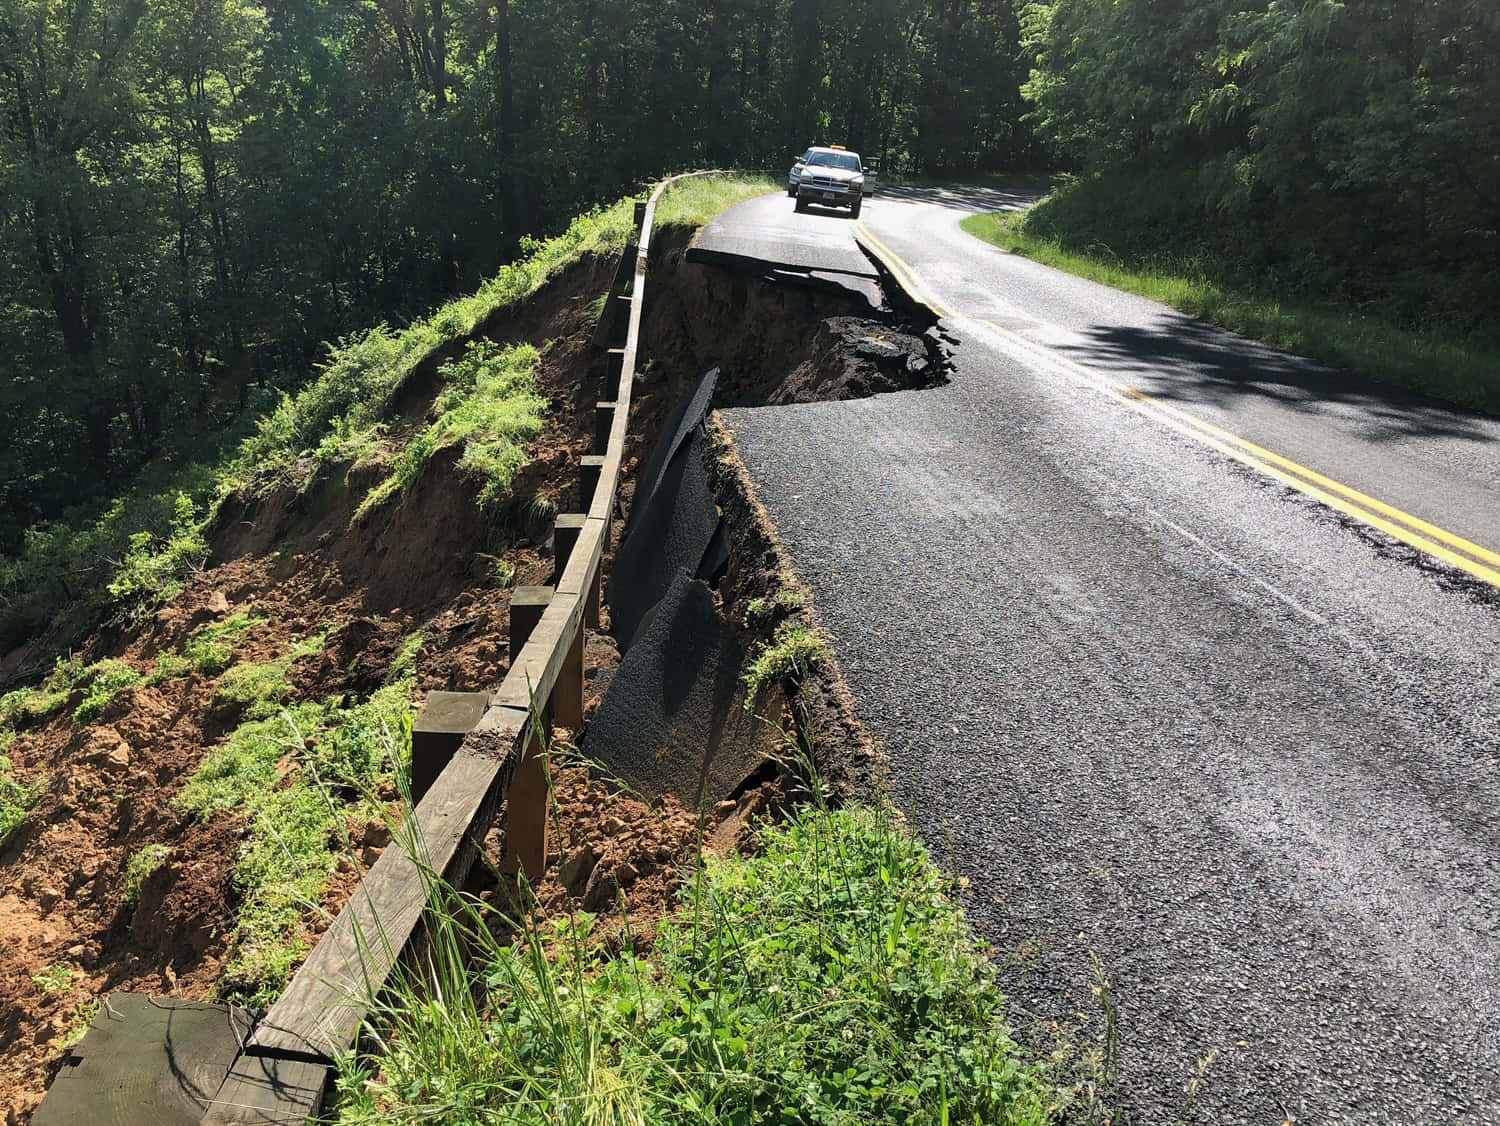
(0, 250, 635, 1124)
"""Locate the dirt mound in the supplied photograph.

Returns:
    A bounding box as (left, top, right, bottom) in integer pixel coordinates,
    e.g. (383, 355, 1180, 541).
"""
(480, 766, 787, 952)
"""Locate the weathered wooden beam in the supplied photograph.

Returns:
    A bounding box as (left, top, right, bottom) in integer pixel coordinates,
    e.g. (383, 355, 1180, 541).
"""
(246, 706, 528, 1063)
(554, 625, 585, 732)
(409, 691, 489, 804)
(593, 400, 618, 454)
(552, 513, 586, 582)
(579, 454, 605, 511)
(202, 1052, 330, 1125)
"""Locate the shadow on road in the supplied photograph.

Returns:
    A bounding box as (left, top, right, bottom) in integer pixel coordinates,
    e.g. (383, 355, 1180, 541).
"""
(875, 184, 1041, 212)
(1058, 313, 1496, 443)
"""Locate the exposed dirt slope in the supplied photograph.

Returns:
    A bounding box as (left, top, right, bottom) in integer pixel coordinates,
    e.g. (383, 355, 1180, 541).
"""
(1, 229, 905, 1123)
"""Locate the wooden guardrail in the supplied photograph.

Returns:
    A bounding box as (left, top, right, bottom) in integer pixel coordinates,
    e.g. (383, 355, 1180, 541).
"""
(202, 174, 703, 1123)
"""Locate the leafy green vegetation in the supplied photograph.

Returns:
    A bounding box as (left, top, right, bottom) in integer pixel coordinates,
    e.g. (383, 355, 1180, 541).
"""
(356, 341, 547, 517)
(333, 806, 1051, 1123)
(183, 612, 268, 675)
(123, 843, 171, 905)
(72, 660, 143, 726)
(177, 633, 421, 1006)
(32, 963, 78, 995)
(963, 205, 1500, 413)
(743, 622, 834, 705)
(0, 757, 41, 846)
(210, 633, 327, 721)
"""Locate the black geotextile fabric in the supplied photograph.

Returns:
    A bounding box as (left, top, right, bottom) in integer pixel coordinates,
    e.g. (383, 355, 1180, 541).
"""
(609, 370, 723, 649)
(627, 367, 719, 530)
(584, 568, 779, 806)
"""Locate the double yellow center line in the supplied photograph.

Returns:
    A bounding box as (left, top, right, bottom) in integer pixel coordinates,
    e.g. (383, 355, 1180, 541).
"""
(853, 222, 1500, 588)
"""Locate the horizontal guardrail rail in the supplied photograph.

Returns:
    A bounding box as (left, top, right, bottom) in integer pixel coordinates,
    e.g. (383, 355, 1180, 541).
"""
(203, 172, 712, 1124)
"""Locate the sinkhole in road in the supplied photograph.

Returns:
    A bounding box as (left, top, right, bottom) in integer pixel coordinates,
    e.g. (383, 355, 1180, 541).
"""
(639, 229, 950, 409)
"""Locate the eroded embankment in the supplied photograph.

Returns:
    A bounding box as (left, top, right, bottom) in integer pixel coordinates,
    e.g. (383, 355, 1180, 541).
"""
(1, 225, 933, 1122)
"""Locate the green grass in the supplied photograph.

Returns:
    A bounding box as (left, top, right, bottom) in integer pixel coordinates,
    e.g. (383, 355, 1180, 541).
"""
(655, 173, 779, 229)
(743, 621, 833, 705)
(961, 210, 1500, 414)
(209, 631, 327, 721)
(177, 632, 421, 1006)
(183, 611, 269, 674)
(332, 805, 1052, 1124)
(742, 574, 807, 627)
(72, 659, 143, 725)
(355, 340, 547, 518)
(123, 842, 171, 905)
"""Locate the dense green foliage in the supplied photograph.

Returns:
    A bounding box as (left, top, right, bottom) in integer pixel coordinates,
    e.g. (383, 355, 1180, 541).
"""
(1, 0, 1032, 551)
(334, 806, 1051, 1123)
(0, 174, 773, 660)
(176, 629, 419, 1005)
(1017, 0, 1499, 348)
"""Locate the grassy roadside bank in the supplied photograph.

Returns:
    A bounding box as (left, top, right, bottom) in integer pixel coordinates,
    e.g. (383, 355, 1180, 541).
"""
(332, 800, 1055, 1124)
(961, 210, 1500, 415)
(0, 174, 774, 673)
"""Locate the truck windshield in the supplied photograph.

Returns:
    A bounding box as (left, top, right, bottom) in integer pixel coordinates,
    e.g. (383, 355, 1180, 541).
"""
(807, 151, 860, 171)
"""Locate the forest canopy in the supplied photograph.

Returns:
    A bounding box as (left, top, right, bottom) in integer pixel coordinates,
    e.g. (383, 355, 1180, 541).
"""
(0, 0, 1030, 550)
(2, 0, 1494, 633)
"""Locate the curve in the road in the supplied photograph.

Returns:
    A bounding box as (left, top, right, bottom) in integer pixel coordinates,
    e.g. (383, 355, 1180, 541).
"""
(698, 187, 1500, 1123)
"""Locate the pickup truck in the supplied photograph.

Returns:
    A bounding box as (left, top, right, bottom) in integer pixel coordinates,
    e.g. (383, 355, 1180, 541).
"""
(790, 146, 868, 217)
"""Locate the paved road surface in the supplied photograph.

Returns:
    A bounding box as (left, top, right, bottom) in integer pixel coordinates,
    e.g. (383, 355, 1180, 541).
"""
(703, 188, 1500, 1122)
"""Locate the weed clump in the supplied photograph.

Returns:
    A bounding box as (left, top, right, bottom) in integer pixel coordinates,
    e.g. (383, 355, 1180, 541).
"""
(0, 758, 41, 845)
(355, 340, 546, 518)
(743, 621, 833, 705)
(72, 660, 143, 725)
(184, 612, 268, 675)
(333, 806, 1049, 1124)
(122, 843, 171, 905)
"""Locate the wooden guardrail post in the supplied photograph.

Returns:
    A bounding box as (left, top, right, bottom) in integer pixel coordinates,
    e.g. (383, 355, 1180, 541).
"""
(553, 513, 586, 578)
(580, 454, 604, 510)
(502, 586, 554, 879)
(594, 400, 617, 453)
(409, 691, 490, 803)
(604, 347, 626, 397)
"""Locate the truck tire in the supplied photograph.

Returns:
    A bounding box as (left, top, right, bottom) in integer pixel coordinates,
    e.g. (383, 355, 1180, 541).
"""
(850, 196, 862, 219)
(794, 194, 807, 213)
(787, 185, 797, 197)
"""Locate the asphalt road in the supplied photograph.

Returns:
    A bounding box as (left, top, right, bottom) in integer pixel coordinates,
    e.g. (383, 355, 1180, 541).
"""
(705, 189, 1500, 1122)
